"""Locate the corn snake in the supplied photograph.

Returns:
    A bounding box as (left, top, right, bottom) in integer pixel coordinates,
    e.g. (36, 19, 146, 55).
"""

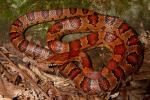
(9, 8, 144, 94)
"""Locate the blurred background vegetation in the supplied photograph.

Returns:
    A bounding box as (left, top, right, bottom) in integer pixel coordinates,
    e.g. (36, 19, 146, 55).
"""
(0, 0, 149, 45)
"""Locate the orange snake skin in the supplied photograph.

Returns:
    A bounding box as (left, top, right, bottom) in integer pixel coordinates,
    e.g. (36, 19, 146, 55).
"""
(9, 8, 144, 94)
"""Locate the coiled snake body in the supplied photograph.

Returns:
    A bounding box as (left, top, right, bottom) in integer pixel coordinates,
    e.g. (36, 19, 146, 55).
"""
(9, 8, 144, 94)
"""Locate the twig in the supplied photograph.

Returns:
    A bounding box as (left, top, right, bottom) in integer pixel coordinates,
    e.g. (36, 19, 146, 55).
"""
(0, 51, 50, 99)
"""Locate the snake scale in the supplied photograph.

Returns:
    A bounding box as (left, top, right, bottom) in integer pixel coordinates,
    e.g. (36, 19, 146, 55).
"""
(9, 8, 144, 94)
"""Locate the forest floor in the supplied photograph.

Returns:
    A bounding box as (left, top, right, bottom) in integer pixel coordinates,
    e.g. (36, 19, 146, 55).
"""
(0, 0, 150, 100)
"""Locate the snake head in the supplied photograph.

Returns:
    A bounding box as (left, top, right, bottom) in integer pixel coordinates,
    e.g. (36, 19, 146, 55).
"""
(39, 52, 70, 67)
